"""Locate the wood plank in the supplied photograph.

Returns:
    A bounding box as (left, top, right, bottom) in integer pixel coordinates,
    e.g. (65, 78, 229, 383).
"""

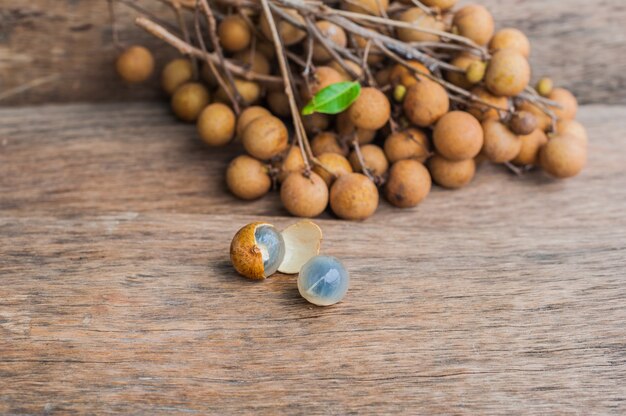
(1, 0, 625, 106)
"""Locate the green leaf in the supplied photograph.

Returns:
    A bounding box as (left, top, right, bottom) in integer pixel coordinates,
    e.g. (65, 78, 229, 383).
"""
(301, 81, 361, 116)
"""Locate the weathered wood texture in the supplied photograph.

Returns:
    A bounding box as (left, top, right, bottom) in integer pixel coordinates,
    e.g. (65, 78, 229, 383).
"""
(1, 103, 625, 414)
(1, 0, 626, 106)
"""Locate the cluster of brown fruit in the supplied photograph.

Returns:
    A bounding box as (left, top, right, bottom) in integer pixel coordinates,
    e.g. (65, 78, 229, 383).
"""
(115, 0, 588, 221)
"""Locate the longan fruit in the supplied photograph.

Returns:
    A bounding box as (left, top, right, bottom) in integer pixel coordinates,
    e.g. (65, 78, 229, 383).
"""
(509, 111, 538, 136)
(556, 119, 588, 147)
(433, 111, 484, 161)
(303, 112, 330, 135)
(539, 136, 587, 178)
(465, 61, 487, 85)
(260, 8, 306, 46)
(389, 61, 430, 86)
(397, 8, 445, 43)
(452, 5, 494, 46)
(280, 172, 329, 217)
(313, 21, 348, 62)
(485, 49, 531, 97)
(303, 66, 345, 100)
(403, 80, 450, 127)
(226, 155, 271, 200)
(311, 132, 348, 157)
(330, 173, 379, 220)
(215, 78, 261, 105)
(279, 145, 306, 182)
(481, 118, 522, 163)
(343, 0, 389, 16)
(548, 88, 578, 120)
(313, 153, 353, 186)
(116, 45, 154, 83)
(351, 34, 384, 64)
(536, 77, 554, 97)
(428, 155, 476, 189)
(375, 68, 392, 86)
(384, 128, 430, 163)
(468, 86, 508, 121)
(197, 103, 236, 147)
(218, 15, 251, 52)
(511, 128, 548, 166)
(336, 112, 377, 144)
(242, 115, 288, 160)
(385, 160, 432, 208)
(171, 82, 210, 122)
(329, 60, 363, 80)
(233, 50, 271, 75)
(161, 58, 193, 95)
(445, 53, 481, 90)
(347, 87, 391, 131)
(200, 62, 221, 88)
(266, 91, 291, 117)
(517, 100, 552, 132)
(236, 106, 272, 137)
(489, 28, 531, 58)
(349, 144, 389, 176)
(420, 0, 457, 10)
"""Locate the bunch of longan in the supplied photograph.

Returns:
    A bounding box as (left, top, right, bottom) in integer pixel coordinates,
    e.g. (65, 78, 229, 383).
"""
(116, 0, 588, 221)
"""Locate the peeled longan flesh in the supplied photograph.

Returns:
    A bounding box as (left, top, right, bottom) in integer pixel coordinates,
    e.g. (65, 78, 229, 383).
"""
(233, 50, 271, 75)
(556, 119, 588, 147)
(511, 128, 548, 166)
(311, 132, 348, 157)
(548, 88, 578, 120)
(218, 15, 251, 52)
(428, 155, 476, 189)
(481, 118, 522, 163)
(197, 103, 236, 147)
(242, 115, 288, 160)
(445, 53, 481, 90)
(489, 28, 531, 58)
(453, 5, 494, 46)
(330, 173, 379, 220)
(116, 45, 154, 84)
(279, 145, 306, 182)
(215, 78, 261, 105)
(517, 100, 552, 132)
(226, 155, 271, 200)
(385, 160, 432, 208)
(280, 172, 329, 218)
(347, 87, 391, 131)
(384, 128, 430, 163)
(337, 111, 377, 144)
(434, 111, 484, 161)
(403, 80, 449, 127)
(468, 86, 508, 121)
(303, 113, 330, 135)
(349, 144, 389, 176)
(313, 21, 348, 62)
(485, 49, 531, 97)
(236, 106, 272, 137)
(260, 8, 306, 46)
(397, 8, 445, 43)
(171, 82, 210, 122)
(313, 153, 353, 186)
(539, 136, 587, 178)
(161, 58, 192, 95)
(343, 0, 389, 16)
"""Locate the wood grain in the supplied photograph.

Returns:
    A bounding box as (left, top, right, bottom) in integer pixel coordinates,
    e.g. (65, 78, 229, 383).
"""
(1, 103, 625, 414)
(1, 0, 625, 106)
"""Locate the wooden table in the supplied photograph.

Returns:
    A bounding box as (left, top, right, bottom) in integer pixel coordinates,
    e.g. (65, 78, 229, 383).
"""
(1, 102, 625, 414)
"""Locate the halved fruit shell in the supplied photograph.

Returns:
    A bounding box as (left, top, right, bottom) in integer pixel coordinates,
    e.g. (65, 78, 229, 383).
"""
(278, 220, 323, 274)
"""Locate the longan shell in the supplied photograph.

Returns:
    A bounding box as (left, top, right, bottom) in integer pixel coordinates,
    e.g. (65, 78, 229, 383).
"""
(116, 45, 154, 84)
(230, 222, 270, 279)
(329, 60, 364, 80)
(539, 136, 587, 178)
(311, 132, 348, 157)
(171, 82, 210, 122)
(233, 50, 271, 75)
(242, 116, 289, 160)
(346, 87, 391, 131)
(428, 155, 476, 189)
(403, 80, 450, 127)
(266, 91, 291, 117)
(517, 100, 552, 132)
(330, 173, 379, 220)
(556, 119, 588, 147)
(468, 86, 508, 121)
(260, 8, 306, 46)
(236, 106, 272, 137)
(511, 129, 548, 166)
(343, 0, 389, 16)
(279, 145, 306, 183)
(489, 28, 531, 57)
(433, 111, 483, 161)
(485, 49, 531, 97)
(509, 111, 538, 136)
(481, 119, 522, 163)
(303, 66, 346, 100)
(218, 16, 251, 52)
(197, 103, 236, 147)
(336, 112, 377, 144)
(215, 78, 261, 105)
(453, 5, 494, 46)
(385, 160, 432, 208)
(445, 53, 481, 90)
(397, 8, 445, 43)
(280, 172, 329, 218)
(420, 0, 457, 10)
(389, 61, 430, 86)
(226, 155, 271, 200)
(313, 21, 348, 62)
(161, 58, 192, 95)
(313, 153, 353, 186)
(302, 113, 330, 135)
(348, 144, 389, 176)
(384, 128, 430, 163)
(548, 88, 578, 120)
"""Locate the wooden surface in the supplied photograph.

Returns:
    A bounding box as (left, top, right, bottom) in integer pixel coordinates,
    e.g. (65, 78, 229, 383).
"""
(2, 0, 626, 106)
(1, 102, 626, 414)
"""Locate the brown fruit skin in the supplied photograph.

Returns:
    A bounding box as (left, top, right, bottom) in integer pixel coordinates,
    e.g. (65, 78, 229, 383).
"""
(485, 49, 531, 97)
(468, 86, 508, 121)
(236, 106, 272, 137)
(329, 60, 363, 80)
(445, 54, 481, 90)
(116, 46, 154, 83)
(336, 112, 377, 144)
(280, 172, 329, 218)
(384, 128, 430, 163)
(197, 103, 236, 147)
(548, 88, 578, 120)
(279, 146, 306, 183)
(313, 21, 348, 62)
(556, 119, 588, 147)
(420, 0, 457, 10)
(313, 153, 353, 186)
(303, 113, 330, 135)
(215, 79, 261, 105)
(347, 87, 391, 131)
(330, 173, 379, 220)
(171, 83, 210, 122)
(311, 132, 348, 157)
(403, 80, 450, 127)
(161, 58, 193, 95)
(389, 61, 430, 86)
(302, 66, 345, 100)
(397, 8, 446, 43)
(433, 111, 484, 161)
(428, 155, 476, 189)
(226, 155, 271, 200)
(218, 16, 251, 52)
(343, 0, 389, 16)
(242, 116, 288, 160)
(385, 160, 432, 208)
(453, 5, 494, 46)
(517, 100, 552, 132)
(349, 144, 389, 176)
(260, 8, 306, 46)
(266, 91, 291, 117)
(233, 50, 271, 75)
(230, 222, 269, 280)
(511, 129, 548, 166)
(489, 28, 531, 58)
(509, 111, 538, 136)
(539, 136, 587, 178)
(481, 119, 522, 163)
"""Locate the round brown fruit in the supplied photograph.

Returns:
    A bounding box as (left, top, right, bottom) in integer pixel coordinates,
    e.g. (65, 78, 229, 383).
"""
(330, 173, 379, 220)
(343, 0, 389, 16)
(489, 28, 531, 57)
(517, 100, 552, 132)
(548, 88, 578, 120)
(171, 82, 210, 122)
(218, 15, 251, 52)
(242, 116, 288, 160)
(260, 8, 306, 46)
(420, 0, 457, 10)
(403, 80, 450, 127)
(302, 112, 330, 135)
(304, 66, 347, 100)
(311, 132, 348, 157)
(161, 58, 192, 95)
(116, 45, 154, 83)
(279, 145, 306, 182)
(397, 8, 445, 43)
(385, 160, 432, 208)
(389, 61, 430, 86)
(453, 5, 494, 46)
(226, 155, 271, 200)
(266, 91, 291, 117)
(445, 53, 480, 90)
(347, 87, 391, 131)
(468, 86, 508, 121)
(329, 60, 363, 80)
(481, 119, 522, 163)
(428, 155, 476, 189)
(433, 111, 483, 161)
(509, 111, 538, 136)
(337, 112, 377, 144)
(384, 128, 430, 163)
(313, 153, 353, 186)
(539, 136, 587, 178)
(197, 103, 236, 147)
(511, 129, 548, 166)
(536, 77, 554, 97)
(280, 172, 329, 217)
(233, 50, 271, 75)
(313, 21, 348, 62)
(556, 119, 588, 147)
(236, 106, 272, 137)
(349, 144, 389, 176)
(485, 49, 531, 97)
(215, 78, 261, 105)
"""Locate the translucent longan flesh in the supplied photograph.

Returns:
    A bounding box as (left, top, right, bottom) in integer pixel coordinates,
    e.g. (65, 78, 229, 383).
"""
(298, 255, 349, 306)
(254, 225, 286, 277)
